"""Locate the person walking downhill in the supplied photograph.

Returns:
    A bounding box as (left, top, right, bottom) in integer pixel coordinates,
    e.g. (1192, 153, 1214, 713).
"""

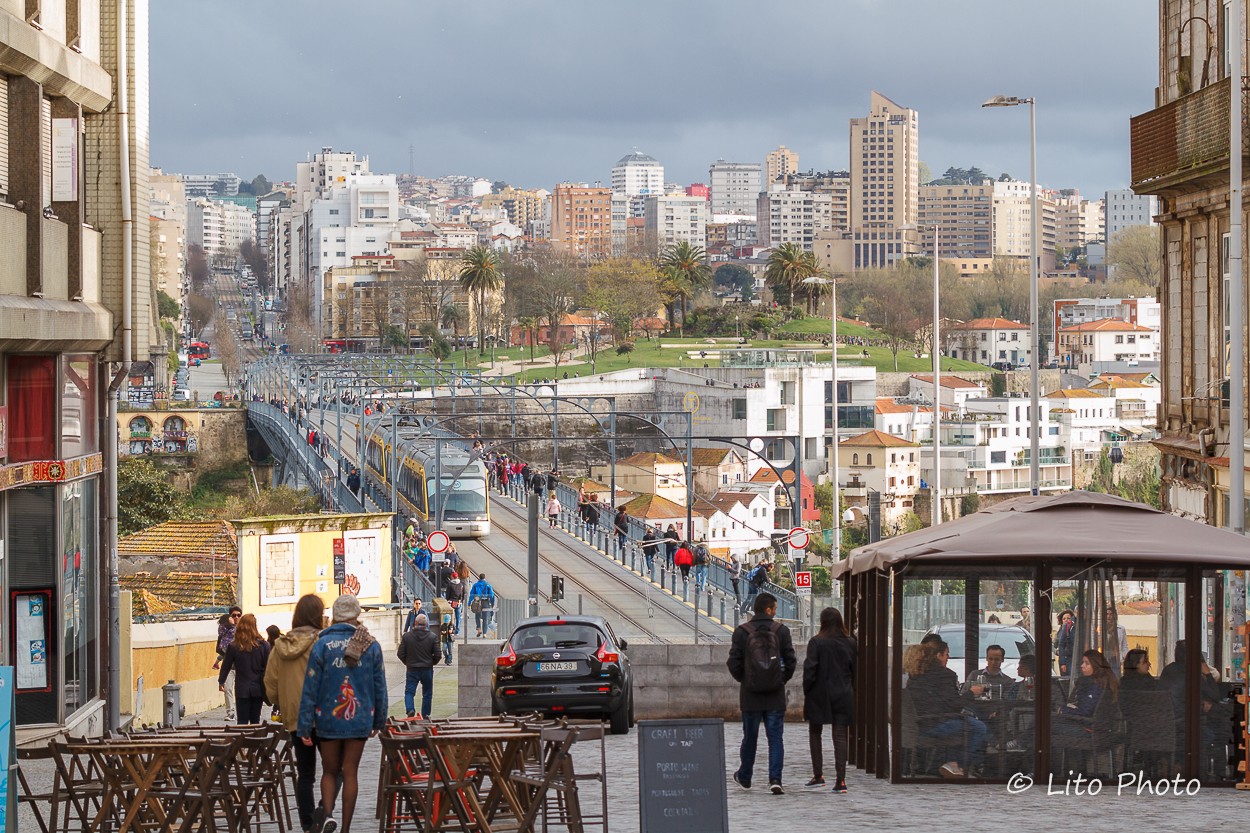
(641, 527, 659, 573)
(664, 524, 679, 569)
(439, 613, 455, 666)
(613, 506, 630, 555)
(692, 538, 711, 595)
(265, 594, 326, 833)
(802, 607, 857, 794)
(218, 613, 270, 724)
(728, 554, 743, 602)
(445, 569, 466, 634)
(403, 598, 424, 633)
(298, 595, 388, 833)
(398, 613, 441, 719)
(727, 592, 796, 794)
(546, 492, 562, 528)
(469, 572, 497, 637)
(743, 561, 772, 613)
(214, 606, 242, 721)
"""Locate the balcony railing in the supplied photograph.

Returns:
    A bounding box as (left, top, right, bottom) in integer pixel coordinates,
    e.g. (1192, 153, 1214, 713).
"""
(1130, 77, 1250, 191)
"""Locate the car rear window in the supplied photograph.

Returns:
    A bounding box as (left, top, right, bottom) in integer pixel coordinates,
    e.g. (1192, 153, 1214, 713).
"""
(511, 624, 604, 651)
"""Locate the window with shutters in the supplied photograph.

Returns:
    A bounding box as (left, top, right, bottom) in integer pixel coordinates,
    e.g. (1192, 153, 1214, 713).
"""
(41, 96, 52, 203)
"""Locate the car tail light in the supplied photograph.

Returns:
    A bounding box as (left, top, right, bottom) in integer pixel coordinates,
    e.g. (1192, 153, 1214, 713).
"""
(595, 642, 618, 664)
(496, 643, 518, 667)
(504, 689, 518, 696)
(597, 686, 611, 692)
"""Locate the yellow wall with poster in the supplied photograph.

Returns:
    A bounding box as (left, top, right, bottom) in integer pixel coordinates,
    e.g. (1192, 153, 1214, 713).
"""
(233, 512, 393, 622)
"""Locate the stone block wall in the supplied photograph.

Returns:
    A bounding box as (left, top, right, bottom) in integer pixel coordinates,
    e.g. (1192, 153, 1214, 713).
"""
(457, 641, 809, 721)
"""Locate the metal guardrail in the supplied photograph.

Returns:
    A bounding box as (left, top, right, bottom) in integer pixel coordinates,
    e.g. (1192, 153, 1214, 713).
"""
(247, 402, 365, 513)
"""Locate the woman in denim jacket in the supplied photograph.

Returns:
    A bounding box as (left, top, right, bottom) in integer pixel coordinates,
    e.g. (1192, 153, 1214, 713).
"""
(298, 595, 388, 833)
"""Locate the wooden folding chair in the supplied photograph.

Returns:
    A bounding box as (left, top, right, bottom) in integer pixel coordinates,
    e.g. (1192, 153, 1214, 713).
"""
(16, 745, 58, 833)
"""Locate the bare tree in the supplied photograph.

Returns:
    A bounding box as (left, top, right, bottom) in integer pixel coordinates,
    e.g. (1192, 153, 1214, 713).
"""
(1106, 225, 1161, 287)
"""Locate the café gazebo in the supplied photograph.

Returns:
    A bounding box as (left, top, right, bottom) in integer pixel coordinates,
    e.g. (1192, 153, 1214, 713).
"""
(835, 491, 1250, 784)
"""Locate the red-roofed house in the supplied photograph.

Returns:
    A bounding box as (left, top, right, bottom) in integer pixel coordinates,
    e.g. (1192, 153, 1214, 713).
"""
(1056, 318, 1159, 368)
(746, 466, 819, 529)
(946, 317, 1030, 366)
(837, 430, 922, 529)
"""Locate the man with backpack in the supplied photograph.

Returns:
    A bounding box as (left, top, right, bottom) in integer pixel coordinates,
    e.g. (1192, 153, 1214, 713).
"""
(727, 592, 796, 795)
(743, 560, 772, 613)
(692, 539, 711, 595)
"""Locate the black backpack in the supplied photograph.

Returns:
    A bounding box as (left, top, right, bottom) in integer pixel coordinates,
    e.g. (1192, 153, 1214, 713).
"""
(742, 620, 785, 693)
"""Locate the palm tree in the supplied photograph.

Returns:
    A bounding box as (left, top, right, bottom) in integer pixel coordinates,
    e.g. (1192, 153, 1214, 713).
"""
(458, 245, 504, 358)
(440, 303, 467, 363)
(764, 242, 820, 312)
(659, 241, 712, 333)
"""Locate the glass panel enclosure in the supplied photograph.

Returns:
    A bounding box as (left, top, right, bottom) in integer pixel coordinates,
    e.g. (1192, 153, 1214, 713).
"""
(899, 568, 1037, 779)
(1049, 568, 1187, 782)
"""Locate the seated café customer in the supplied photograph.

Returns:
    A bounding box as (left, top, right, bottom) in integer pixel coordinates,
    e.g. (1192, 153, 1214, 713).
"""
(1054, 649, 1118, 739)
(908, 638, 987, 778)
(1007, 655, 1036, 700)
(974, 644, 1016, 690)
(1120, 649, 1158, 692)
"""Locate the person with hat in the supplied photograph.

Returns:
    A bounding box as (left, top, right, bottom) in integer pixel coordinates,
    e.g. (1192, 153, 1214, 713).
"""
(298, 595, 388, 833)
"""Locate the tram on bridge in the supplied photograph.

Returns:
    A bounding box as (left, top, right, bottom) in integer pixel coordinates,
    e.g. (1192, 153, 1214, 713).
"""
(363, 431, 491, 538)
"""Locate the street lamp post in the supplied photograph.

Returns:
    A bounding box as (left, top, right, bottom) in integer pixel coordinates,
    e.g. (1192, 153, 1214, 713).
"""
(803, 275, 840, 555)
(983, 94, 1040, 496)
(932, 226, 942, 525)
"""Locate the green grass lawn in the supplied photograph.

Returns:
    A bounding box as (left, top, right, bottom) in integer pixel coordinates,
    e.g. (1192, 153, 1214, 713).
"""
(777, 316, 881, 339)
(505, 338, 988, 380)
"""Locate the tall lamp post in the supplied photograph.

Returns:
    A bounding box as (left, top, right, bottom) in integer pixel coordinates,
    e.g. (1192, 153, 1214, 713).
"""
(931, 226, 942, 525)
(1230, 0, 1246, 537)
(983, 94, 1040, 495)
(803, 275, 841, 555)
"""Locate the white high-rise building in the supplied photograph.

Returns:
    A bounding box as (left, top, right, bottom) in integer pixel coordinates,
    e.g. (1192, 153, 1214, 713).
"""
(612, 151, 665, 199)
(756, 185, 834, 250)
(708, 161, 762, 218)
(1105, 188, 1157, 239)
(644, 194, 709, 252)
(187, 198, 255, 258)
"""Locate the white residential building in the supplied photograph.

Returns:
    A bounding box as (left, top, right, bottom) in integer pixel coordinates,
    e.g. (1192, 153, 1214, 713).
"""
(182, 172, 242, 198)
(186, 197, 254, 258)
(875, 399, 937, 444)
(644, 194, 709, 251)
(756, 185, 834, 250)
(936, 397, 1072, 494)
(907, 375, 989, 413)
(1043, 389, 1119, 453)
(946, 317, 1031, 367)
(705, 491, 775, 558)
(1053, 296, 1160, 347)
(708, 161, 762, 217)
(1056, 319, 1159, 370)
(1086, 374, 1161, 431)
(1104, 189, 1157, 239)
(992, 179, 1058, 259)
(838, 430, 922, 529)
(612, 151, 665, 199)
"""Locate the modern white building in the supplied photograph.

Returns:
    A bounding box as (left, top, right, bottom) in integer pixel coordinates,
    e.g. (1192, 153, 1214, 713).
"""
(756, 185, 834, 250)
(644, 194, 709, 251)
(708, 161, 762, 217)
(1043, 389, 1119, 453)
(186, 197, 255, 258)
(1085, 375, 1161, 432)
(907, 375, 989, 413)
(182, 172, 242, 198)
(612, 151, 665, 199)
(937, 397, 1072, 494)
(946, 317, 1031, 366)
(1104, 188, 1157, 239)
(875, 399, 937, 444)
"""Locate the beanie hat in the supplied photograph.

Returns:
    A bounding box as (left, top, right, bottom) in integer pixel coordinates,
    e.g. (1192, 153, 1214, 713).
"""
(332, 594, 362, 623)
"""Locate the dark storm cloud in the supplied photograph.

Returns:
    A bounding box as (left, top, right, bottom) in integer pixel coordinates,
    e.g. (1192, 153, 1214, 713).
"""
(152, 0, 1155, 196)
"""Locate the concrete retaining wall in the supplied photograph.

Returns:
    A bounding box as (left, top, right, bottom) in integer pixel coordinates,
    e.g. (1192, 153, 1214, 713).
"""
(457, 641, 809, 721)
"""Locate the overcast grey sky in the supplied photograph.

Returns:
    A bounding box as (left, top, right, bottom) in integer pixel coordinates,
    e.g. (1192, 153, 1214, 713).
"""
(151, 1, 1157, 197)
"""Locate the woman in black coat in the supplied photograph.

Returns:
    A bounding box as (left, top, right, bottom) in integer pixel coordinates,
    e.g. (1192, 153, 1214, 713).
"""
(802, 607, 856, 793)
(218, 613, 271, 724)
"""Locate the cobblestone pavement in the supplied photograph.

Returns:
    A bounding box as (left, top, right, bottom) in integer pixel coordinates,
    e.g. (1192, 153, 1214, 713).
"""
(15, 663, 1245, 832)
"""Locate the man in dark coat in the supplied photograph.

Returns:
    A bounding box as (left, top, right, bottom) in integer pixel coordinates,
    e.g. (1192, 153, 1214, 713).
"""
(397, 613, 441, 718)
(727, 592, 796, 794)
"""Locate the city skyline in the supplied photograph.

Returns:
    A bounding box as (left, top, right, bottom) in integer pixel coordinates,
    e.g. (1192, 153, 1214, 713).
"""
(151, 0, 1154, 197)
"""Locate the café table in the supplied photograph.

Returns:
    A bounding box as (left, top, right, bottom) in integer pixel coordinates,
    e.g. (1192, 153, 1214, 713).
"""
(67, 739, 204, 833)
(424, 730, 540, 832)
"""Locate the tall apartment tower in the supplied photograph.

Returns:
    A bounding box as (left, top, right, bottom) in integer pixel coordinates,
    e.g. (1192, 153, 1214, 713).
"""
(551, 184, 614, 259)
(764, 146, 799, 187)
(708, 161, 762, 217)
(849, 92, 920, 269)
(1104, 188, 1157, 240)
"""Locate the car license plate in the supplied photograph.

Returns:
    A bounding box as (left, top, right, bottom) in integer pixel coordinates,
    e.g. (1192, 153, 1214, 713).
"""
(537, 662, 576, 672)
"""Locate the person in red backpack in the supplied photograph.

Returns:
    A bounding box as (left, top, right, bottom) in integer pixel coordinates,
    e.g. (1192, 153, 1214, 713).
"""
(727, 592, 796, 795)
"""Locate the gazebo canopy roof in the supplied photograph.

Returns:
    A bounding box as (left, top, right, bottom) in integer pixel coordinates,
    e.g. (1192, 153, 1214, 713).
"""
(836, 490, 1250, 577)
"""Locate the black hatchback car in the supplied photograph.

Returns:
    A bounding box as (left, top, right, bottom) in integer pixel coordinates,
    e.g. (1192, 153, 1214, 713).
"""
(491, 615, 634, 734)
